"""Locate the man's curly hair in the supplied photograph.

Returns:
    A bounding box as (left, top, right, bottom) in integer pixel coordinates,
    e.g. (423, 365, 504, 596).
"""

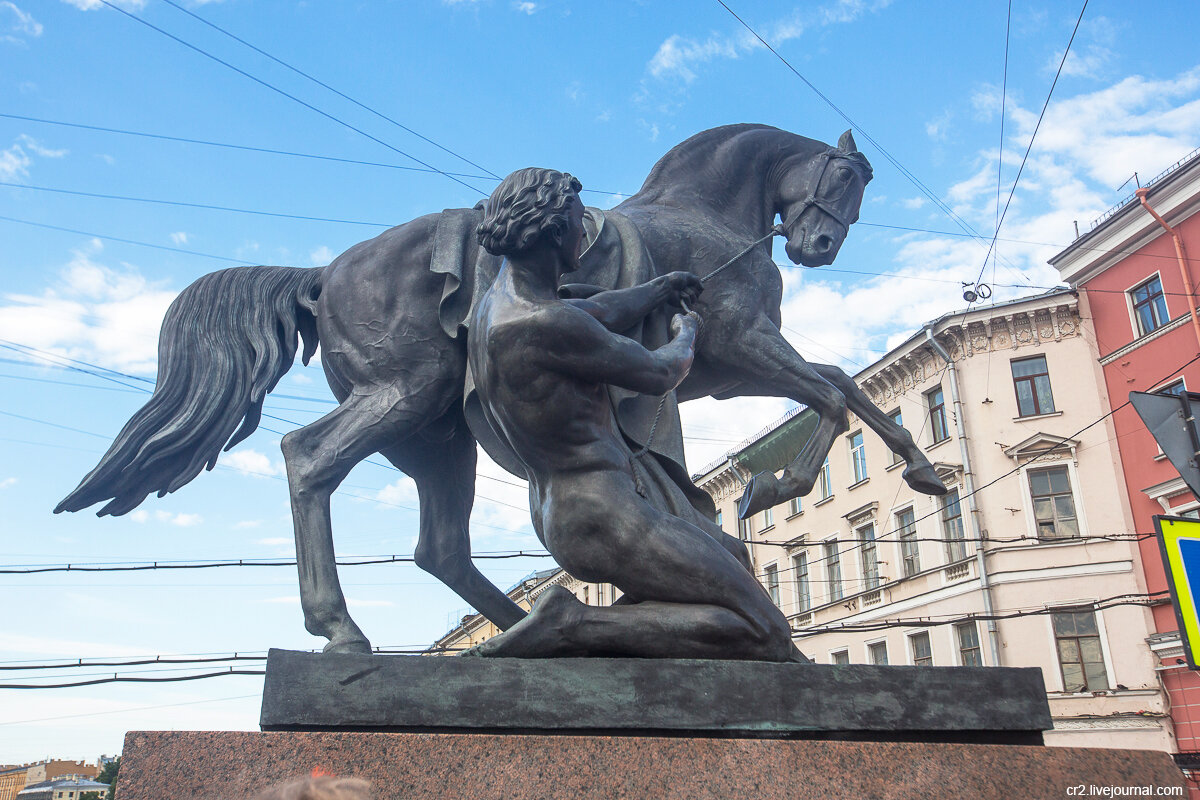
(477, 167, 583, 257)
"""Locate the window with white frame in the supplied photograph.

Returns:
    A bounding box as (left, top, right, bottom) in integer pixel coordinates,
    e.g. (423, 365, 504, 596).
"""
(831, 649, 850, 665)
(888, 408, 904, 464)
(1011, 356, 1055, 417)
(956, 621, 983, 666)
(715, 509, 723, 530)
(897, 507, 920, 576)
(818, 457, 832, 500)
(927, 386, 949, 444)
(850, 430, 867, 483)
(1130, 275, 1170, 337)
(1052, 609, 1108, 692)
(941, 489, 968, 562)
(1029, 465, 1079, 539)
(868, 641, 888, 665)
(764, 563, 780, 607)
(760, 506, 774, 531)
(738, 514, 752, 541)
(1159, 379, 1187, 397)
(793, 552, 811, 612)
(858, 522, 880, 590)
(824, 539, 843, 602)
(909, 631, 933, 666)
(789, 496, 802, 516)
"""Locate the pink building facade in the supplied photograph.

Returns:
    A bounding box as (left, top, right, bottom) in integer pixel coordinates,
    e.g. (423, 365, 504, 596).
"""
(1052, 148, 1200, 780)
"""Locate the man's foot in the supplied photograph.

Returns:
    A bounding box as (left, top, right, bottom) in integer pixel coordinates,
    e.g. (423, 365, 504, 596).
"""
(902, 461, 948, 496)
(460, 585, 583, 658)
(738, 471, 781, 519)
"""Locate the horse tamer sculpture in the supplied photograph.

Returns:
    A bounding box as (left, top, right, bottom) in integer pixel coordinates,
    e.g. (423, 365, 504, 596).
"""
(55, 124, 946, 655)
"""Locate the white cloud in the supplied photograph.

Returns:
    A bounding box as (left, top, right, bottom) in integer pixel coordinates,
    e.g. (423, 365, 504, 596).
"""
(169, 232, 189, 245)
(644, 1, 887, 85)
(374, 477, 418, 507)
(925, 111, 952, 142)
(0, 477, 16, 489)
(0, 248, 176, 374)
(1, 633, 149, 658)
(17, 134, 65, 158)
(309, 245, 334, 265)
(169, 512, 203, 527)
(60, 0, 145, 10)
(900, 197, 927, 210)
(514, 1, 536, 14)
(1, 1, 42, 44)
(126, 508, 203, 527)
(222, 448, 285, 478)
(0, 140, 31, 181)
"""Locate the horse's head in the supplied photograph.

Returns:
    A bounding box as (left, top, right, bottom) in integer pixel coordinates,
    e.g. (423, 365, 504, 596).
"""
(776, 130, 872, 267)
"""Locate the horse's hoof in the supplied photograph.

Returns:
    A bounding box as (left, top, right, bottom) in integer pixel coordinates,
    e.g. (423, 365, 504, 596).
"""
(738, 471, 781, 519)
(323, 637, 372, 655)
(903, 462, 948, 496)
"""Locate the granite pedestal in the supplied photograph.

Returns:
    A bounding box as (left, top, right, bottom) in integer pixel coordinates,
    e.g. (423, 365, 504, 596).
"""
(114, 652, 1188, 799)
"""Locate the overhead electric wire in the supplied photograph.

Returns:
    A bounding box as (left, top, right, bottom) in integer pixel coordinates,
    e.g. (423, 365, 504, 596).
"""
(0, 667, 266, 690)
(0, 551, 552, 574)
(156, 0, 502, 181)
(973, 0, 1089, 289)
(0, 212, 251, 264)
(96, 0, 487, 196)
(0, 112, 492, 181)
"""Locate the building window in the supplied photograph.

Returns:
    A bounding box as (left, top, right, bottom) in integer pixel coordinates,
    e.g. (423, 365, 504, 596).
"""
(831, 649, 850, 665)
(858, 522, 880, 590)
(942, 489, 968, 562)
(1029, 465, 1079, 539)
(910, 631, 933, 666)
(818, 457, 832, 500)
(1130, 275, 1170, 336)
(760, 507, 774, 530)
(927, 387, 949, 444)
(888, 408, 904, 464)
(793, 552, 811, 612)
(1011, 356, 1055, 417)
(738, 514, 752, 541)
(1053, 609, 1109, 692)
(1159, 379, 1187, 397)
(789, 496, 802, 516)
(849, 430, 867, 483)
(868, 641, 888, 665)
(764, 563, 780, 606)
(715, 509, 723, 530)
(956, 621, 983, 666)
(897, 507, 920, 576)
(824, 540, 843, 602)
(582, 586, 589, 605)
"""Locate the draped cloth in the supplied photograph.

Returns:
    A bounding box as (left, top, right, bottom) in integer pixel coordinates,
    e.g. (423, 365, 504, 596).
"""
(430, 205, 718, 528)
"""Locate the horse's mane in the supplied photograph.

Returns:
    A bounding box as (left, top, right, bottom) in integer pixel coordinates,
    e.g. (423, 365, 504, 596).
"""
(628, 124, 828, 208)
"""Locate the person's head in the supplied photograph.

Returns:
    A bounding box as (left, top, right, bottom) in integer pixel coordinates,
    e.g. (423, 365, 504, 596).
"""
(477, 168, 584, 259)
(254, 776, 372, 800)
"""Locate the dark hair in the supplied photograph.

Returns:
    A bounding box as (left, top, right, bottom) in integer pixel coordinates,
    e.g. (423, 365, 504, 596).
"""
(477, 167, 583, 256)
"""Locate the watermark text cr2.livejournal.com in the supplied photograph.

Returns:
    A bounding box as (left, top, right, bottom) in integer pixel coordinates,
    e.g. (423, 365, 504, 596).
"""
(1066, 787, 1183, 797)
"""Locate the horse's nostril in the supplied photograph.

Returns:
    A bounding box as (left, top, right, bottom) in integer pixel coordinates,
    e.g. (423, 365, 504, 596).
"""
(815, 234, 833, 252)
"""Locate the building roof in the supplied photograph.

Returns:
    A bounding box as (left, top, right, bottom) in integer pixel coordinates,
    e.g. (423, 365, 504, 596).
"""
(18, 778, 109, 795)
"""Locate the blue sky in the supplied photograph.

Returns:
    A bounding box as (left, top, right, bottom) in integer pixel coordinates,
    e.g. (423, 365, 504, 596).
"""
(1, 0, 1198, 761)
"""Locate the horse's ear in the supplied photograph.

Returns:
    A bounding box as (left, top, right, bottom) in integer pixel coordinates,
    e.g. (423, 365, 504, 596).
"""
(838, 129, 857, 153)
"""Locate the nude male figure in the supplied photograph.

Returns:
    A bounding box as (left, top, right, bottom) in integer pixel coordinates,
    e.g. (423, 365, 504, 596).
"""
(465, 167, 803, 662)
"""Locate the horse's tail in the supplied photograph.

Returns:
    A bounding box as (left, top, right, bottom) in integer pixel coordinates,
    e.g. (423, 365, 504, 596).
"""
(54, 265, 324, 517)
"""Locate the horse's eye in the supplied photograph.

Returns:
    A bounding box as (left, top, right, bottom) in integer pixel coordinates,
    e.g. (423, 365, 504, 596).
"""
(836, 167, 852, 183)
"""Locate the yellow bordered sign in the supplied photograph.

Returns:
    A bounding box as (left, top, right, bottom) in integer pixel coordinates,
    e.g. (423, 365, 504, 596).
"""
(1156, 515, 1200, 670)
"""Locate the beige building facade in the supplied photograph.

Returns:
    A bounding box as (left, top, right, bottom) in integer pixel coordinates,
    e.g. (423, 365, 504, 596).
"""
(697, 289, 1170, 750)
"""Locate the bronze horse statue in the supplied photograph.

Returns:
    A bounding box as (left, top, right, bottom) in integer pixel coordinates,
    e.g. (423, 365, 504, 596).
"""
(56, 124, 945, 653)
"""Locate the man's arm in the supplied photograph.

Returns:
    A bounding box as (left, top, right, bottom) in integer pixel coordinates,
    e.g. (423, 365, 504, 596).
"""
(536, 305, 700, 396)
(561, 272, 701, 333)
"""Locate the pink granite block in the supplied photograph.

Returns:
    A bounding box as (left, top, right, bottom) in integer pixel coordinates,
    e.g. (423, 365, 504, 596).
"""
(118, 730, 1187, 800)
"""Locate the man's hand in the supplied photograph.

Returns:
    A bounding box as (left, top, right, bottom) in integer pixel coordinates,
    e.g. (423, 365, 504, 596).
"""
(670, 310, 702, 340)
(659, 272, 703, 308)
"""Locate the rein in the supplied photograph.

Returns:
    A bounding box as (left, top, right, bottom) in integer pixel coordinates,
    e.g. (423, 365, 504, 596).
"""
(630, 224, 785, 491)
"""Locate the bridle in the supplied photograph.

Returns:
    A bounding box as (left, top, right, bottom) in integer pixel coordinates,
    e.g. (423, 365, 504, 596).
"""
(778, 150, 861, 240)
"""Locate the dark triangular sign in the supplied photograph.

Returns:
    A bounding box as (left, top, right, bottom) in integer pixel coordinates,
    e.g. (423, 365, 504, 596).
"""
(1130, 390, 1200, 500)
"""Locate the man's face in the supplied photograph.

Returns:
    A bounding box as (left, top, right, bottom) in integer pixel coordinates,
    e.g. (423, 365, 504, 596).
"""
(558, 191, 586, 274)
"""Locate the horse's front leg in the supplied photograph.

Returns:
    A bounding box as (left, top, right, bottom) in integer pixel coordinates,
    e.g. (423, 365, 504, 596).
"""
(809, 363, 947, 497)
(705, 316, 849, 519)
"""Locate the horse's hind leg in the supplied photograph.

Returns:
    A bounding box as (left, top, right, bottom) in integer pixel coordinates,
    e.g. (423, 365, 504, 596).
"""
(282, 385, 446, 654)
(810, 363, 947, 496)
(383, 406, 527, 633)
